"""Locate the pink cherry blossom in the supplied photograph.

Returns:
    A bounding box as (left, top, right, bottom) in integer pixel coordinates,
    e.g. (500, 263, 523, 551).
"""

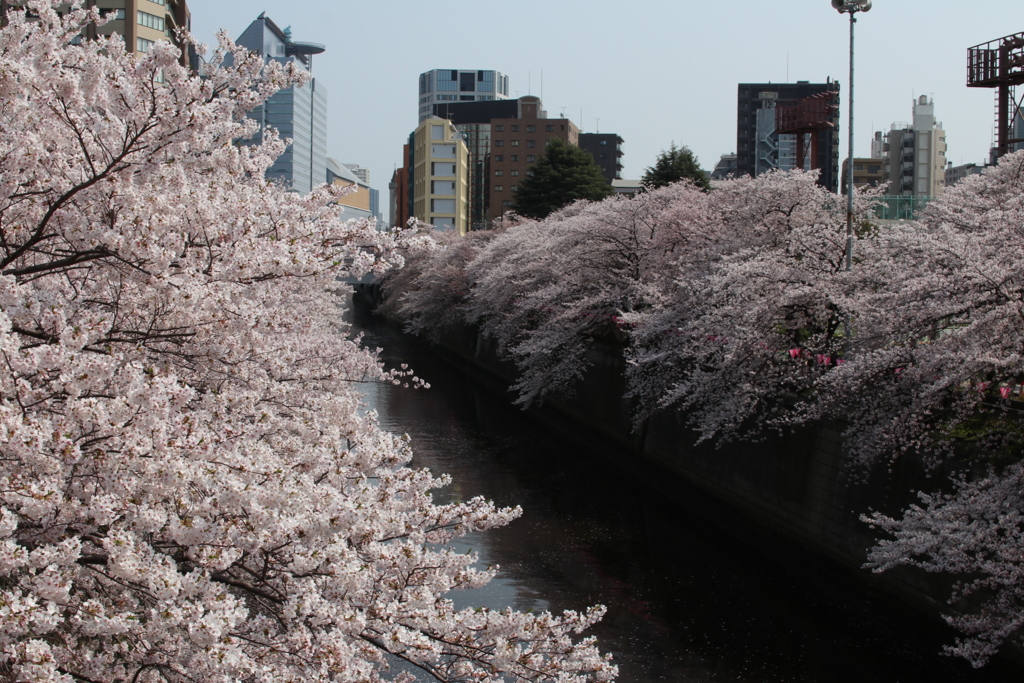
(0, 4, 616, 682)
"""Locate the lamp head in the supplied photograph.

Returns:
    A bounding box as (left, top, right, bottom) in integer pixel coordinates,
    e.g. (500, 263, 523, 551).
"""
(832, 0, 871, 12)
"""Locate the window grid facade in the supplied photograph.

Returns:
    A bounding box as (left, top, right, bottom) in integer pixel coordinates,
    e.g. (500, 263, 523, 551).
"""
(418, 69, 510, 122)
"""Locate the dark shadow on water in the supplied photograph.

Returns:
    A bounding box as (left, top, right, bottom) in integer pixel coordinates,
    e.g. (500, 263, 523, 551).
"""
(348, 301, 1020, 683)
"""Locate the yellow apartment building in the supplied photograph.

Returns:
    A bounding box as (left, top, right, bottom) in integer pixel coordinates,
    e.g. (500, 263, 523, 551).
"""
(413, 118, 469, 235)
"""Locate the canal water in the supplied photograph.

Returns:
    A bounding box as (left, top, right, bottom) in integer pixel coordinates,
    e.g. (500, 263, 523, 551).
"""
(349, 302, 1019, 683)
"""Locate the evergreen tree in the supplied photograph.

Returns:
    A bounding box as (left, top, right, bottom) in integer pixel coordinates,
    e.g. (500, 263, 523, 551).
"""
(641, 143, 711, 192)
(512, 138, 614, 219)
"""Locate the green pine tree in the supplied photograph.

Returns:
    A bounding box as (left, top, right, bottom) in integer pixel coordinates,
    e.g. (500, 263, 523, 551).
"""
(641, 144, 711, 192)
(511, 138, 614, 219)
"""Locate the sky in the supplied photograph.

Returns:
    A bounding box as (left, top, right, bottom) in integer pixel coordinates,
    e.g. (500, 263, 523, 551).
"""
(192, 0, 1020, 222)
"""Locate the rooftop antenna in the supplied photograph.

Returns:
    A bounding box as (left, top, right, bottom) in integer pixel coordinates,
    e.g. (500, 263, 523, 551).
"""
(596, 118, 600, 133)
(528, 71, 531, 95)
(786, 51, 789, 82)
(540, 70, 544, 100)
(560, 107, 566, 118)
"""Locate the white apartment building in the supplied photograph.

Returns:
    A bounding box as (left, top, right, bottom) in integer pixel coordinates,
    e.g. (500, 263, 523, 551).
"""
(882, 96, 947, 198)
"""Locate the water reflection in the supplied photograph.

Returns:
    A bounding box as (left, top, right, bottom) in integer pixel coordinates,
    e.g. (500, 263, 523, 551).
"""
(351, 304, 1018, 683)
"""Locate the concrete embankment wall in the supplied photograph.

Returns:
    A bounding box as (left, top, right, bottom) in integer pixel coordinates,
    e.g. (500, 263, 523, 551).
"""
(384, 316, 983, 631)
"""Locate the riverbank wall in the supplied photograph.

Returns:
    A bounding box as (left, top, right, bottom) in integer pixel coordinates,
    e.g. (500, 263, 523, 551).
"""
(359, 302, 1021, 665)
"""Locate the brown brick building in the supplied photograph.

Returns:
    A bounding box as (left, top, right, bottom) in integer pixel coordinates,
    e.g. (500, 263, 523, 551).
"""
(487, 96, 579, 221)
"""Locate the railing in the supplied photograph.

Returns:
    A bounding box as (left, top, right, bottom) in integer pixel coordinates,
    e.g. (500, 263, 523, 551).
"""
(873, 195, 935, 221)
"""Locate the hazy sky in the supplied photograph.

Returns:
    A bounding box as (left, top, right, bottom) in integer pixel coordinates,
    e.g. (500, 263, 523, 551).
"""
(192, 0, 1019, 220)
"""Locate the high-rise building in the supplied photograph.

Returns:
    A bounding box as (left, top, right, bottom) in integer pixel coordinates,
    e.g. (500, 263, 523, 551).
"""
(1, 0, 194, 66)
(412, 119, 470, 234)
(418, 69, 510, 123)
(736, 81, 841, 192)
(578, 133, 623, 184)
(236, 13, 326, 194)
(880, 96, 947, 198)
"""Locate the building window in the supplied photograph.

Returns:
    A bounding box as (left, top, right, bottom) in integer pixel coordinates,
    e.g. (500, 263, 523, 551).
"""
(431, 144, 456, 158)
(510, 155, 518, 162)
(136, 37, 154, 52)
(510, 185, 518, 192)
(431, 125, 444, 140)
(545, 124, 554, 132)
(137, 10, 164, 30)
(149, 0, 166, 4)
(431, 162, 456, 176)
(526, 125, 535, 132)
(502, 200, 512, 207)
(494, 140, 503, 147)
(510, 125, 519, 132)
(510, 140, 519, 147)
(526, 155, 536, 163)
(432, 217, 455, 230)
(494, 125, 503, 132)
(510, 170, 519, 176)
(494, 185, 503, 191)
(494, 155, 503, 162)
(526, 140, 536, 148)
(432, 180, 455, 195)
(494, 170, 503, 176)
(432, 198, 456, 213)
(100, 8, 126, 19)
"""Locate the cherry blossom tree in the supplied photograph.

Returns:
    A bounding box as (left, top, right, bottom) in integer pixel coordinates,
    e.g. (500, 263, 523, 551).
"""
(377, 224, 500, 344)
(837, 151, 1024, 665)
(811, 151, 1024, 464)
(0, 4, 615, 682)
(382, 149, 1024, 667)
(623, 171, 878, 441)
(467, 183, 717, 407)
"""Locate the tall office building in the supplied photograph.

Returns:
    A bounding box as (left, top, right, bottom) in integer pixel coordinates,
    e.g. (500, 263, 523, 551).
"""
(418, 69, 510, 123)
(236, 13, 327, 194)
(1, 0, 193, 66)
(736, 81, 841, 192)
(881, 96, 947, 198)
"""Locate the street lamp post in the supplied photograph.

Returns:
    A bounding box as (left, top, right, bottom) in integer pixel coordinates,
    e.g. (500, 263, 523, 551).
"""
(832, 0, 871, 272)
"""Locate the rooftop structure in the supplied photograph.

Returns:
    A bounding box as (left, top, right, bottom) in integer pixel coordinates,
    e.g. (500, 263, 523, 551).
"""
(418, 69, 510, 123)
